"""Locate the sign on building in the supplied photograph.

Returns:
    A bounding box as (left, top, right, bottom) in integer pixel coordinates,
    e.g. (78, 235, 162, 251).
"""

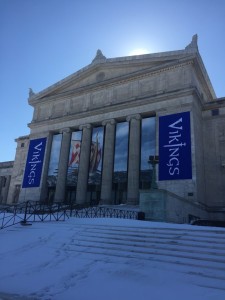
(22, 138, 47, 188)
(159, 111, 192, 180)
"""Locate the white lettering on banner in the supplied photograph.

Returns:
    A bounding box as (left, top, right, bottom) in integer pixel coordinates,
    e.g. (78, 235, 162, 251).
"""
(163, 117, 187, 176)
(27, 142, 44, 185)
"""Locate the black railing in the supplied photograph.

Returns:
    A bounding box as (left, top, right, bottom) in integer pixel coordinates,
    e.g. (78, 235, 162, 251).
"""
(0, 201, 27, 229)
(0, 201, 142, 230)
(0, 201, 70, 230)
(71, 206, 140, 219)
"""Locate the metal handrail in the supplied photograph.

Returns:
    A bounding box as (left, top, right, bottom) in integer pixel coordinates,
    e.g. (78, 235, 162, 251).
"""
(0, 201, 142, 230)
(71, 206, 139, 219)
(0, 201, 70, 230)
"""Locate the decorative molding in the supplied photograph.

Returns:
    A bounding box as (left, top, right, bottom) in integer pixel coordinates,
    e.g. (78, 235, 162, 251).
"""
(79, 124, 92, 130)
(126, 114, 141, 122)
(59, 128, 71, 134)
(29, 88, 35, 98)
(185, 34, 198, 51)
(102, 119, 116, 126)
(92, 49, 106, 64)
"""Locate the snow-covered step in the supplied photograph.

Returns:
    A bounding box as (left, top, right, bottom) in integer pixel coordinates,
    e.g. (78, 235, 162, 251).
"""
(63, 223, 225, 282)
(69, 238, 225, 269)
(77, 230, 225, 251)
(65, 241, 225, 284)
(78, 228, 225, 248)
(76, 225, 225, 253)
(73, 234, 225, 258)
(80, 225, 225, 241)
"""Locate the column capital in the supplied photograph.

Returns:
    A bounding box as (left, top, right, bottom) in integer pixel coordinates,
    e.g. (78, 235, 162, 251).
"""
(79, 123, 92, 130)
(126, 114, 141, 122)
(102, 119, 116, 126)
(59, 127, 71, 134)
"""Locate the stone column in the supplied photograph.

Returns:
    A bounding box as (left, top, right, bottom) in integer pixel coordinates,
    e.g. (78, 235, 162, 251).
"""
(76, 124, 92, 204)
(126, 114, 141, 205)
(54, 128, 71, 203)
(101, 119, 116, 204)
(0, 176, 4, 203)
(40, 132, 53, 202)
(2, 175, 11, 204)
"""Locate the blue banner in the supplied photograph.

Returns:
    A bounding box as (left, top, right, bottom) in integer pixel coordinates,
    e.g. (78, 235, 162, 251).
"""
(22, 138, 47, 188)
(159, 112, 192, 180)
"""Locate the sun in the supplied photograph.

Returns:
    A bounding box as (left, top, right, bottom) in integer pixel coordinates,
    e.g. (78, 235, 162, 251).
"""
(128, 48, 149, 56)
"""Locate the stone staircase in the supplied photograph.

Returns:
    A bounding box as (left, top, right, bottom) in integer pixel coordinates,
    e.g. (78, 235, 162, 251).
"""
(64, 222, 225, 290)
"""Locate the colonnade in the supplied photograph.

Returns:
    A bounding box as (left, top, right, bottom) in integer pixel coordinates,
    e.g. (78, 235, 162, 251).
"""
(41, 114, 142, 205)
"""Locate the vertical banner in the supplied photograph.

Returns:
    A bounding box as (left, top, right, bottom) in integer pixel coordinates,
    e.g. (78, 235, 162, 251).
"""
(22, 138, 47, 188)
(159, 111, 192, 180)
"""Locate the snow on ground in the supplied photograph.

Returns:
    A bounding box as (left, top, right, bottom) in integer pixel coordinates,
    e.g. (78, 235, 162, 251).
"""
(0, 218, 225, 300)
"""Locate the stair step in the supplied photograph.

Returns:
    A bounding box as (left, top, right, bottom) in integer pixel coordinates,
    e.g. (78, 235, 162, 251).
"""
(61, 222, 225, 282)
(77, 230, 225, 250)
(74, 234, 225, 256)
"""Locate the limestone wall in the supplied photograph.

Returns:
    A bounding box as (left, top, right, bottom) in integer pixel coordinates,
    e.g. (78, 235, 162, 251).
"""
(7, 136, 29, 204)
(203, 107, 225, 208)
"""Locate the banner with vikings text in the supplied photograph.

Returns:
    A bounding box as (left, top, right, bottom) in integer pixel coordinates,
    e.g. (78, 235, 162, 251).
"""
(159, 112, 192, 180)
(22, 138, 47, 188)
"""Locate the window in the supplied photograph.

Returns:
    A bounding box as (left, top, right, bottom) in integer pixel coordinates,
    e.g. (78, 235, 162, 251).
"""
(112, 122, 129, 204)
(211, 109, 219, 116)
(47, 134, 62, 187)
(140, 117, 156, 189)
(87, 126, 104, 205)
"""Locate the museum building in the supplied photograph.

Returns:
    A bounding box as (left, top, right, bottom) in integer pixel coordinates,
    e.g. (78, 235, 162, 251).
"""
(1, 35, 225, 223)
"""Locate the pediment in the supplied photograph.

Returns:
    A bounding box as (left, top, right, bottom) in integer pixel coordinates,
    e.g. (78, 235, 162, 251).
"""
(47, 60, 171, 96)
(29, 49, 196, 103)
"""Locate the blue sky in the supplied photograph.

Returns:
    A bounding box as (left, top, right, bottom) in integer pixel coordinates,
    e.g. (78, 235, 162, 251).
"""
(1, 0, 225, 162)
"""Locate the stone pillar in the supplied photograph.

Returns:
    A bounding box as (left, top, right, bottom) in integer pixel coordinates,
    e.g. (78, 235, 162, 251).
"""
(2, 175, 11, 204)
(101, 119, 116, 204)
(40, 133, 53, 202)
(126, 114, 141, 205)
(54, 128, 71, 202)
(0, 176, 4, 203)
(76, 124, 92, 204)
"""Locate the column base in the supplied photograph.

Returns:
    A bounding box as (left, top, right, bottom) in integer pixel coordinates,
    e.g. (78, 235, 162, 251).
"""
(99, 198, 113, 205)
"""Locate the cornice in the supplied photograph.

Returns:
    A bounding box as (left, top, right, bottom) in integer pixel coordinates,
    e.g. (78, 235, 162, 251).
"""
(15, 135, 30, 142)
(192, 54, 216, 100)
(203, 99, 225, 111)
(0, 161, 14, 168)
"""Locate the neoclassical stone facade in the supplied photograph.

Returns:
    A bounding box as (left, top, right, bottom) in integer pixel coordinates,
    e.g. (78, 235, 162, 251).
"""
(3, 35, 225, 223)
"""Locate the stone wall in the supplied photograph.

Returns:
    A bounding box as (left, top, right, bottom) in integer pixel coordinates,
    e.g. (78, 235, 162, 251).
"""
(7, 136, 29, 204)
(0, 161, 13, 204)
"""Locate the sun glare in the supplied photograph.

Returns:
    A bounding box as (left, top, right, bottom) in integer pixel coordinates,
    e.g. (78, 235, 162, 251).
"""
(128, 48, 149, 56)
